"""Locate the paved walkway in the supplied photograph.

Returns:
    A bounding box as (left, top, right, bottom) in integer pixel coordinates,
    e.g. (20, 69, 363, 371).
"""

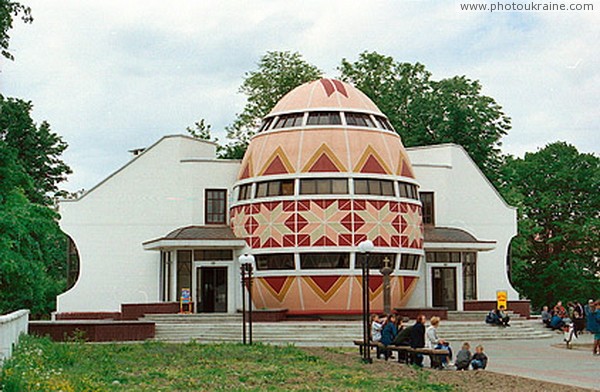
(473, 329, 598, 390)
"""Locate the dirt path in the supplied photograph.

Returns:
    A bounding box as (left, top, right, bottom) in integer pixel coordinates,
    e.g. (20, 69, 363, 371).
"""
(302, 347, 595, 392)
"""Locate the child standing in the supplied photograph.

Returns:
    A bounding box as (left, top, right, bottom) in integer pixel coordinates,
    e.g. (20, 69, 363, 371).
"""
(371, 314, 383, 342)
(455, 342, 472, 370)
(471, 345, 488, 370)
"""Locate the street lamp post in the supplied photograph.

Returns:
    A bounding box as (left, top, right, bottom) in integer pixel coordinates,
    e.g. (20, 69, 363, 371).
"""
(358, 240, 375, 364)
(239, 254, 255, 345)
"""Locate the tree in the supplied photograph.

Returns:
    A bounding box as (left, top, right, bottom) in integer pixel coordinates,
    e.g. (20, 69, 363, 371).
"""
(0, 0, 33, 60)
(339, 51, 511, 182)
(186, 119, 213, 141)
(222, 51, 322, 159)
(501, 142, 600, 308)
(0, 141, 66, 318)
(0, 95, 72, 205)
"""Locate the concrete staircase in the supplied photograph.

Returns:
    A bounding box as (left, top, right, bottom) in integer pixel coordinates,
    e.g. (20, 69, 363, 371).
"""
(447, 310, 526, 322)
(145, 314, 553, 346)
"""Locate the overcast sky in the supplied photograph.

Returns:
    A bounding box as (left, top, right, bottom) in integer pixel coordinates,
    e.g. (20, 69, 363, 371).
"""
(1, 0, 598, 192)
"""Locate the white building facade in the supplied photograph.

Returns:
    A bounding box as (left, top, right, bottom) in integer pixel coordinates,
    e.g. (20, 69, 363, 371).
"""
(57, 137, 518, 315)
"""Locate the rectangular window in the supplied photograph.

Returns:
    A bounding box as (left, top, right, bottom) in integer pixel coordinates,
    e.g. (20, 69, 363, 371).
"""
(399, 182, 418, 199)
(255, 253, 295, 270)
(463, 252, 477, 300)
(300, 179, 348, 195)
(375, 116, 395, 131)
(194, 249, 233, 261)
(238, 184, 252, 201)
(426, 252, 461, 263)
(205, 189, 227, 224)
(273, 113, 304, 129)
(258, 117, 274, 132)
(345, 113, 375, 128)
(176, 250, 192, 299)
(307, 111, 342, 126)
(399, 254, 420, 270)
(420, 192, 434, 225)
(255, 180, 295, 198)
(300, 253, 349, 269)
(160, 251, 171, 301)
(354, 179, 395, 196)
(356, 253, 395, 270)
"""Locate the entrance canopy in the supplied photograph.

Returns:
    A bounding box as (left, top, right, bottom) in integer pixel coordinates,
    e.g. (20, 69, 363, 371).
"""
(423, 226, 496, 251)
(143, 225, 247, 250)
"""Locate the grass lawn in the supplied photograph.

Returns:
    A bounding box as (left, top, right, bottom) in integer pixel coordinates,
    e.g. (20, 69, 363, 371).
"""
(0, 336, 452, 391)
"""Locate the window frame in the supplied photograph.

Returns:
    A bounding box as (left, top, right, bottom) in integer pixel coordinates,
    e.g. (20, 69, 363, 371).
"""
(420, 191, 435, 225)
(255, 253, 296, 271)
(354, 179, 395, 196)
(306, 111, 342, 126)
(205, 189, 227, 224)
(299, 253, 350, 269)
(255, 179, 295, 198)
(299, 178, 349, 195)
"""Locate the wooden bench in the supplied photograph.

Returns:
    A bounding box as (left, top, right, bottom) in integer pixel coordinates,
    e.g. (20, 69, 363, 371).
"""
(353, 340, 449, 367)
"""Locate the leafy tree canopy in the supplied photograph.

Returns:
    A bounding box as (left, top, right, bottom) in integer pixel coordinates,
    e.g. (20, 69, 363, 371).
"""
(0, 141, 67, 317)
(339, 51, 511, 182)
(0, 0, 32, 60)
(500, 142, 600, 308)
(222, 51, 322, 158)
(0, 95, 72, 205)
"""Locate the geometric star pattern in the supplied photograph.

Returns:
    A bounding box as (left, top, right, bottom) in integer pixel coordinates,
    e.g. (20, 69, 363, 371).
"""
(231, 199, 423, 250)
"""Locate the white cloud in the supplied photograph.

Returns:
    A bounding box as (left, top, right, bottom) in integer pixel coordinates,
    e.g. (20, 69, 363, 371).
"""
(1, 0, 598, 191)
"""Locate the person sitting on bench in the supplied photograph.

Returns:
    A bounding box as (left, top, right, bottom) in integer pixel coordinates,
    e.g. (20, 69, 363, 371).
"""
(381, 314, 398, 360)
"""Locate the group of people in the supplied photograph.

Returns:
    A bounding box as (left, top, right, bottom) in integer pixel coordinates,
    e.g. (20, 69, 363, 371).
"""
(485, 305, 511, 327)
(371, 314, 488, 370)
(541, 300, 585, 332)
(541, 299, 600, 355)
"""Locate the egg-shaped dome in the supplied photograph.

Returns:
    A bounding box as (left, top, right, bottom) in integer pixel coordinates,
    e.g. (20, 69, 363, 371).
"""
(229, 78, 423, 315)
(269, 78, 382, 116)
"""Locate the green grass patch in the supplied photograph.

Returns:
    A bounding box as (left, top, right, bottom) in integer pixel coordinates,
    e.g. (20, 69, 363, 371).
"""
(1, 336, 453, 391)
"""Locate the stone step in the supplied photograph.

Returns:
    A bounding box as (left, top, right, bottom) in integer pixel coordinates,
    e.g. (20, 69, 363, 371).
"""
(447, 310, 526, 322)
(151, 319, 553, 344)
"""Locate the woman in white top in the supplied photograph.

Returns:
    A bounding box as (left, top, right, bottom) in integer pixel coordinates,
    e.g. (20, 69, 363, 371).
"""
(426, 316, 452, 367)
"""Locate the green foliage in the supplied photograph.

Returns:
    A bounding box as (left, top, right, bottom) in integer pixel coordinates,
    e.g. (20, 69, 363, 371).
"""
(339, 51, 511, 183)
(222, 51, 322, 159)
(1, 337, 452, 391)
(500, 142, 600, 308)
(186, 118, 214, 141)
(0, 95, 72, 205)
(0, 0, 33, 60)
(0, 107, 68, 318)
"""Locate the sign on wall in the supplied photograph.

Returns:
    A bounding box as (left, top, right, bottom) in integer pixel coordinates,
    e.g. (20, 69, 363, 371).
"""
(496, 290, 507, 309)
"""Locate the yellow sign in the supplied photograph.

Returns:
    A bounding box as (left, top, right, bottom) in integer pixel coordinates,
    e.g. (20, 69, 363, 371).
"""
(496, 290, 507, 310)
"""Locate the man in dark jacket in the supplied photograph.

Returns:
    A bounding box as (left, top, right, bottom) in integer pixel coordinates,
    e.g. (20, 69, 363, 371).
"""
(410, 314, 426, 367)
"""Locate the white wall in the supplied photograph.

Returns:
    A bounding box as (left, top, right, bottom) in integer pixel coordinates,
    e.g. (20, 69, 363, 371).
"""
(0, 309, 29, 364)
(57, 135, 241, 312)
(406, 144, 519, 303)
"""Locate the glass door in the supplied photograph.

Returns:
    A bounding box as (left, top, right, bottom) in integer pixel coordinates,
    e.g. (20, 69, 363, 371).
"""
(432, 267, 457, 310)
(197, 267, 228, 312)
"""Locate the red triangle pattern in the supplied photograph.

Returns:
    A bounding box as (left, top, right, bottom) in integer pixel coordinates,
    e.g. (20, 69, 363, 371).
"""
(401, 162, 414, 178)
(310, 276, 340, 293)
(313, 235, 336, 246)
(263, 156, 289, 175)
(360, 155, 388, 174)
(368, 275, 383, 293)
(402, 276, 416, 294)
(240, 163, 250, 179)
(264, 276, 289, 295)
(308, 153, 340, 172)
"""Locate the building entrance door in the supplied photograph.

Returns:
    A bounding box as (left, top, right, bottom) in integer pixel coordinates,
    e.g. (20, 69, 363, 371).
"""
(432, 267, 457, 311)
(197, 267, 228, 312)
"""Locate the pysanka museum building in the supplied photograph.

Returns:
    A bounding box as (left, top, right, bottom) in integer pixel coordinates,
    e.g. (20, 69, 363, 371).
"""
(56, 79, 523, 319)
